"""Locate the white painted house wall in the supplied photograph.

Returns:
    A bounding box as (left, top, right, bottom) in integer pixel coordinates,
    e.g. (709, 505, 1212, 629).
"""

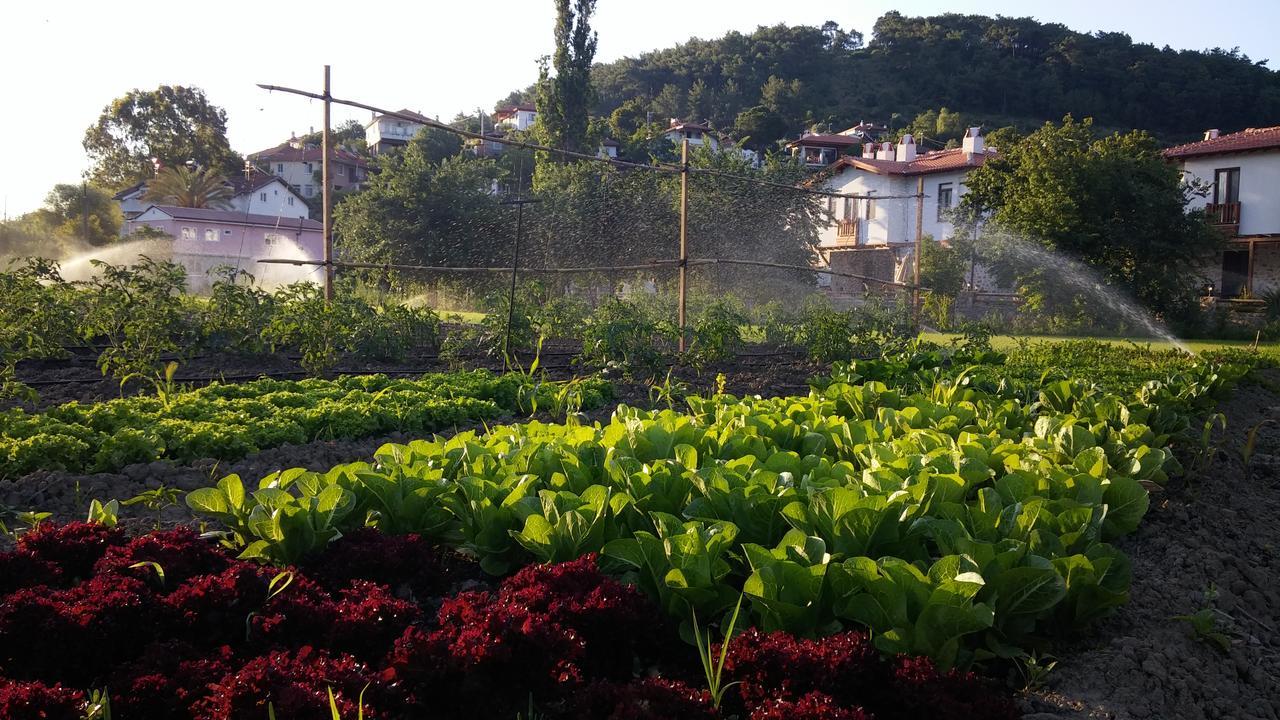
(228, 179, 309, 219)
(816, 168, 974, 252)
(367, 117, 424, 147)
(1180, 150, 1280, 235)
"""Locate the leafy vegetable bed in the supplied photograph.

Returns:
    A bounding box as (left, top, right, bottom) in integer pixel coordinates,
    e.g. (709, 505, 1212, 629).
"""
(0, 523, 1015, 719)
(184, 355, 1248, 669)
(0, 371, 610, 478)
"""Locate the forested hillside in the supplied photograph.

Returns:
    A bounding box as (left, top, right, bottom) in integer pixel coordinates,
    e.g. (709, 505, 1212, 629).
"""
(506, 11, 1280, 147)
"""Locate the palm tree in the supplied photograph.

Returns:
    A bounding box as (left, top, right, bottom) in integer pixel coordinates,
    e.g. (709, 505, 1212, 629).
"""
(143, 165, 235, 209)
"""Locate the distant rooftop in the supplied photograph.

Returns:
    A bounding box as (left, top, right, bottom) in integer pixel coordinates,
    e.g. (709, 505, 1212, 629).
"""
(1164, 126, 1280, 159)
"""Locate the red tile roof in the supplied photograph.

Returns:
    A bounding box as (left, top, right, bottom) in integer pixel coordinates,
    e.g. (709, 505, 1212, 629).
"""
(250, 142, 369, 167)
(494, 104, 536, 118)
(786, 133, 862, 149)
(1163, 126, 1280, 159)
(829, 147, 996, 176)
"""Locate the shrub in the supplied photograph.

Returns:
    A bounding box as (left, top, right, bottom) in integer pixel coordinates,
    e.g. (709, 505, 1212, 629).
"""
(581, 298, 675, 378)
(687, 298, 747, 367)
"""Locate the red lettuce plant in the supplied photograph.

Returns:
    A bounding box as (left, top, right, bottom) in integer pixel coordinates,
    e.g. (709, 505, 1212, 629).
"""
(16, 521, 126, 580)
(94, 527, 230, 587)
(302, 529, 481, 597)
(190, 646, 377, 720)
(0, 679, 85, 720)
(108, 641, 236, 718)
(0, 550, 62, 594)
(749, 691, 870, 720)
(569, 678, 719, 720)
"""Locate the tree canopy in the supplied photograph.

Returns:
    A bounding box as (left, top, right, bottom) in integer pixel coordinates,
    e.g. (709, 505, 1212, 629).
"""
(958, 117, 1220, 322)
(524, 13, 1280, 150)
(534, 0, 598, 155)
(144, 166, 234, 209)
(83, 86, 241, 191)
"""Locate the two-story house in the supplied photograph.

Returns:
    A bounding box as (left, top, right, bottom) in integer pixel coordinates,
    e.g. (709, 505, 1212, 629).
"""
(250, 139, 369, 200)
(815, 128, 999, 293)
(124, 205, 323, 291)
(1164, 126, 1280, 298)
(113, 169, 309, 229)
(365, 109, 430, 156)
(786, 122, 887, 169)
(493, 103, 538, 132)
(660, 120, 719, 150)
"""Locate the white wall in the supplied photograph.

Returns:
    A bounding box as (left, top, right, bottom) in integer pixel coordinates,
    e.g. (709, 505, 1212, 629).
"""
(817, 167, 975, 253)
(229, 181, 309, 219)
(1181, 151, 1280, 235)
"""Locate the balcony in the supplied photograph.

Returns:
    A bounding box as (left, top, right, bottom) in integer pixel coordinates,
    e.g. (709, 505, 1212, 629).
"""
(1205, 202, 1241, 233)
(836, 219, 860, 245)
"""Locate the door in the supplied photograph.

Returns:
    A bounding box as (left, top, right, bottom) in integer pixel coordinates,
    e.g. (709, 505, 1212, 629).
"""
(1221, 249, 1249, 297)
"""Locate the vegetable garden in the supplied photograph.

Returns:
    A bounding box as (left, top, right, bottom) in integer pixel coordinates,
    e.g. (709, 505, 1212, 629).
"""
(1, 258, 1278, 719)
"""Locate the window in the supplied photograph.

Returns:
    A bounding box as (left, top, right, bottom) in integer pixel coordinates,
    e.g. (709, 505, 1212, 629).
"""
(259, 192, 267, 202)
(180, 226, 195, 241)
(203, 228, 219, 242)
(937, 183, 954, 221)
(842, 197, 855, 221)
(827, 197, 836, 216)
(1214, 168, 1240, 204)
(304, 184, 314, 197)
(348, 166, 356, 181)
(304, 162, 313, 173)
(276, 163, 284, 173)
(287, 196, 295, 206)
(264, 233, 285, 247)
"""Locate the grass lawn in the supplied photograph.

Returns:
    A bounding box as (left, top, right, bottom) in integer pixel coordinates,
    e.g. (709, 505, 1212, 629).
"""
(920, 331, 1280, 355)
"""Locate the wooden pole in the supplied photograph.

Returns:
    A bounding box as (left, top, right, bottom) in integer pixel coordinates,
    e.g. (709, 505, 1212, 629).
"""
(678, 138, 689, 353)
(913, 175, 924, 315)
(1248, 239, 1256, 296)
(322, 65, 334, 302)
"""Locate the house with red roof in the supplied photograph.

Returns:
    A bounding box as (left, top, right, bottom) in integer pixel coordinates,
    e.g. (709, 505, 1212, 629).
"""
(1164, 126, 1280, 298)
(814, 128, 1001, 293)
(112, 168, 309, 232)
(786, 122, 887, 168)
(249, 138, 369, 200)
(494, 103, 538, 132)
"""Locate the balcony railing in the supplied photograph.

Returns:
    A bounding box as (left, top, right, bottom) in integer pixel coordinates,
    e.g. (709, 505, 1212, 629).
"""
(1205, 202, 1241, 226)
(836, 219, 860, 244)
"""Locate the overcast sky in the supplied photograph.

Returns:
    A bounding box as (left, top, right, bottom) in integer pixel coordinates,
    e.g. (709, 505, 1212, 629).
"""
(3, 0, 1277, 216)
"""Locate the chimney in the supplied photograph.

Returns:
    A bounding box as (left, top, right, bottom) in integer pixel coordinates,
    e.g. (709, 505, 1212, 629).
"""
(1204, 129, 1221, 141)
(896, 134, 917, 162)
(962, 127, 985, 158)
(862, 142, 876, 159)
(876, 142, 895, 161)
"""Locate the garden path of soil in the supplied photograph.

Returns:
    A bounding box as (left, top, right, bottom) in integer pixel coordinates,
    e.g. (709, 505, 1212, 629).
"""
(4, 359, 1277, 720)
(1023, 371, 1280, 720)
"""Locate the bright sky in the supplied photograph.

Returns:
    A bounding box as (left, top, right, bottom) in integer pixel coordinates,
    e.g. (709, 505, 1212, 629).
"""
(2, 0, 1277, 216)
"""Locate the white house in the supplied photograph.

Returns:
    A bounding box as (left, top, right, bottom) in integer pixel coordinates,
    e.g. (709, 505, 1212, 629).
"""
(113, 169, 309, 230)
(250, 139, 369, 200)
(1164, 126, 1280, 298)
(494, 103, 538, 131)
(365, 109, 429, 156)
(815, 128, 999, 292)
(661, 120, 719, 150)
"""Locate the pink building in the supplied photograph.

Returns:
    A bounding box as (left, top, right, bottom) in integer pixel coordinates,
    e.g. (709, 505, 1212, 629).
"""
(126, 205, 324, 291)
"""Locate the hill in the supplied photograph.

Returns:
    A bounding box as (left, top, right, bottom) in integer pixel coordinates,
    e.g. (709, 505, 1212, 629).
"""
(508, 12, 1280, 148)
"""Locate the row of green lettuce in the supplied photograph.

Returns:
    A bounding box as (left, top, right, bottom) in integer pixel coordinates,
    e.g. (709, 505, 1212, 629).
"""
(0, 371, 610, 478)
(184, 353, 1252, 669)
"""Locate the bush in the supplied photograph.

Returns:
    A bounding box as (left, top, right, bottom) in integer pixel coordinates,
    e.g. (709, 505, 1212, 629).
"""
(687, 298, 747, 367)
(581, 298, 676, 378)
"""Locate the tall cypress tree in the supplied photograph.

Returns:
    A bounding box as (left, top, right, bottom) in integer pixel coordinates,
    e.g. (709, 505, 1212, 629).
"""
(534, 0, 597, 156)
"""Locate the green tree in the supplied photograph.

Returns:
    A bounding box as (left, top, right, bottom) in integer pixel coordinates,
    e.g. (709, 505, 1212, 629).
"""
(83, 86, 240, 190)
(334, 132, 504, 270)
(144, 166, 234, 209)
(534, 0, 598, 155)
(24, 184, 123, 246)
(297, 119, 369, 155)
(733, 106, 788, 151)
(959, 116, 1220, 322)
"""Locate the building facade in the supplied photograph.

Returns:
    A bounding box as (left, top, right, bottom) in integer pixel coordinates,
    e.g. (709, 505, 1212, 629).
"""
(815, 129, 1001, 293)
(125, 205, 323, 291)
(1164, 126, 1280, 298)
(113, 171, 309, 230)
(365, 109, 430, 156)
(250, 140, 369, 200)
(494, 104, 537, 131)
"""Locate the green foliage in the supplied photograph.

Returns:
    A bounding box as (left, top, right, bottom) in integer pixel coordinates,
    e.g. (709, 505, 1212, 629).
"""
(692, 594, 744, 709)
(960, 117, 1221, 324)
(0, 370, 610, 478)
(580, 298, 676, 378)
(579, 14, 1280, 147)
(22, 183, 124, 246)
(533, 0, 598, 156)
(78, 257, 192, 382)
(184, 346, 1255, 667)
(144, 165, 235, 209)
(83, 85, 240, 190)
(686, 298, 747, 367)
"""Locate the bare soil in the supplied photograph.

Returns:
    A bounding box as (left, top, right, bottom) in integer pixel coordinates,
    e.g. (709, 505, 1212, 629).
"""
(1022, 371, 1280, 720)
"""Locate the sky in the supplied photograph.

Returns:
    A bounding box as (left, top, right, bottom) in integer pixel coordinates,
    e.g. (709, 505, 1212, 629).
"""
(2, 0, 1278, 217)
